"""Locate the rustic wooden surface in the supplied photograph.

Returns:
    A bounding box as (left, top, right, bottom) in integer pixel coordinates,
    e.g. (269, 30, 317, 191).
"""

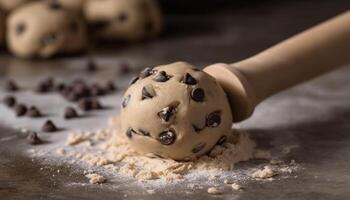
(1, 1, 350, 199)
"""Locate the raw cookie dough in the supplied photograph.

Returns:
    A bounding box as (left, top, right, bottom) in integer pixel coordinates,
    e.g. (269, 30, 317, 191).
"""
(0, 0, 33, 12)
(7, 1, 87, 58)
(84, 0, 162, 41)
(120, 62, 233, 161)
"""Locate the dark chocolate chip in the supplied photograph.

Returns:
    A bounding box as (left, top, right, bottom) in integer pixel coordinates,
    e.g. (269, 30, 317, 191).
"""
(56, 83, 66, 92)
(48, 0, 62, 9)
(192, 143, 206, 154)
(138, 129, 150, 136)
(35, 82, 50, 93)
(64, 107, 78, 119)
(105, 81, 116, 92)
(41, 33, 57, 46)
(86, 59, 98, 72)
(139, 67, 154, 78)
(141, 85, 156, 100)
(67, 92, 81, 102)
(144, 21, 153, 32)
(119, 62, 131, 74)
(191, 88, 205, 102)
(41, 120, 58, 132)
(206, 111, 221, 128)
(126, 128, 135, 139)
(122, 95, 131, 108)
(69, 21, 79, 32)
(90, 83, 105, 96)
(192, 124, 203, 132)
(15, 22, 26, 35)
(116, 12, 128, 22)
(129, 76, 139, 85)
(90, 20, 109, 30)
(27, 106, 41, 118)
(15, 104, 27, 117)
(216, 136, 227, 146)
(153, 71, 170, 82)
(158, 130, 176, 145)
(158, 106, 176, 122)
(182, 73, 197, 85)
(3, 96, 16, 107)
(27, 132, 42, 145)
(5, 80, 19, 92)
(91, 98, 103, 109)
(78, 98, 92, 111)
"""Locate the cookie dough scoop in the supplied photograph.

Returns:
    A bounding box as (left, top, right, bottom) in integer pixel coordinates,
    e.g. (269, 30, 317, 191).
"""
(120, 11, 350, 161)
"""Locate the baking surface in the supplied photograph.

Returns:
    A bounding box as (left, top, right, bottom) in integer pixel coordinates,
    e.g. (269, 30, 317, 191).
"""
(1, 1, 350, 199)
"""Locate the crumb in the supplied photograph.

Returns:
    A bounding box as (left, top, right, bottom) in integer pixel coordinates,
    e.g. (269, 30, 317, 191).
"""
(252, 166, 276, 179)
(231, 183, 242, 190)
(207, 187, 221, 195)
(85, 173, 106, 184)
(56, 148, 66, 155)
(66, 132, 87, 145)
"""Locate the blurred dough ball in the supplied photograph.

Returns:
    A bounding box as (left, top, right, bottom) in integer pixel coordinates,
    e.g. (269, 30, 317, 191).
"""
(0, 0, 33, 12)
(84, 0, 163, 41)
(7, 1, 87, 58)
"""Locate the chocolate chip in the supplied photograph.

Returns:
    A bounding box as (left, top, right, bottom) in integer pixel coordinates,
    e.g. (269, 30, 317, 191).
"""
(86, 58, 98, 72)
(216, 136, 227, 146)
(56, 83, 66, 92)
(35, 82, 50, 93)
(15, 104, 27, 117)
(158, 106, 176, 122)
(139, 67, 154, 78)
(153, 71, 170, 82)
(27, 106, 41, 118)
(90, 20, 109, 30)
(206, 111, 221, 127)
(122, 95, 130, 108)
(158, 130, 176, 145)
(119, 62, 131, 74)
(138, 129, 150, 136)
(91, 98, 103, 109)
(192, 124, 203, 132)
(192, 143, 206, 154)
(182, 73, 197, 85)
(69, 21, 79, 32)
(15, 22, 26, 35)
(129, 76, 139, 85)
(191, 88, 205, 102)
(126, 128, 135, 139)
(41, 33, 57, 46)
(78, 98, 92, 111)
(105, 81, 116, 92)
(64, 107, 78, 119)
(27, 132, 42, 145)
(90, 83, 105, 96)
(48, 0, 62, 9)
(192, 68, 200, 71)
(3, 96, 16, 107)
(116, 12, 128, 22)
(41, 120, 58, 132)
(5, 80, 19, 92)
(141, 85, 156, 100)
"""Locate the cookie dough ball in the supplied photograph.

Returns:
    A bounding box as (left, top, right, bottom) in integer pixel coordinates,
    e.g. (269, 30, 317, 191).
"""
(0, 0, 33, 12)
(120, 62, 233, 161)
(84, 0, 162, 41)
(7, 1, 86, 58)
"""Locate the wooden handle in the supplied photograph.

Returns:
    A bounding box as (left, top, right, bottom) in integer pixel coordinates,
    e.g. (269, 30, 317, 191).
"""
(204, 11, 350, 122)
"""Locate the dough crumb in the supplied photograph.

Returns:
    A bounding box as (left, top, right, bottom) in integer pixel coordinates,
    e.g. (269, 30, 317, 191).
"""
(231, 183, 242, 190)
(223, 179, 234, 184)
(207, 187, 221, 195)
(85, 173, 106, 184)
(66, 132, 88, 145)
(252, 166, 276, 179)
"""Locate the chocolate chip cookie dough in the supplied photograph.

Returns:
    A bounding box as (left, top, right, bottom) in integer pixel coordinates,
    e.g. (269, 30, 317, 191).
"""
(120, 62, 233, 161)
(84, 0, 163, 41)
(7, 1, 87, 58)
